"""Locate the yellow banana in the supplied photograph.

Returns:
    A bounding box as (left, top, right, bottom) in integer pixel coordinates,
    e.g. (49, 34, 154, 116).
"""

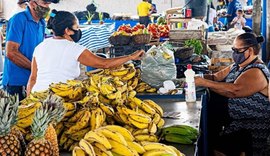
(122, 68, 136, 81)
(99, 103, 114, 116)
(128, 118, 149, 129)
(113, 77, 125, 86)
(140, 102, 156, 115)
(106, 90, 122, 100)
(167, 146, 183, 156)
(93, 142, 109, 152)
(18, 102, 42, 119)
(86, 84, 100, 93)
(146, 87, 157, 93)
(67, 79, 83, 86)
(20, 98, 39, 105)
(142, 149, 176, 156)
(68, 86, 82, 100)
(130, 77, 139, 90)
(157, 118, 165, 128)
(132, 128, 149, 136)
(96, 128, 127, 146)
(69, 142, 79, 152)
(63, 110, 76, 119)
(152, 114, 160, 125)
(68, 109, 86, 123)
(100, 83, 116, 95)
(90, 108, 104, 130)
(128, 97, 143, 107)
(59, 132, 69, 147)
(128, 90, 137, 98)
(63, 139, 75, 150)
(16, 113, 34, 128)
(134, 134, 158, 142)
(93, 145, 113, 156)
(55, 122, 64, 136)
(73, 146, 87, 156)
(63, 102, 76, 111)
(84, 130, 112, 149)
(107, 139, 139, 156)
(66, 110, 91, 134)
(143, 100, 163, 116)
(110, 68, 129, 76)
(142, 142, 175, 154)
(101, 125, 135, 142)
(116, 84, 128, 93)
(69, 128, 91, 141)
(128, 114, 152, 124)
(99, 94, 112, 104)
(148, 122, 157, 134)
(79, 139, 96, 156)
(127, 141, 145, 154)
(118, 112, 130, 123)
(137, 108, 152, 117)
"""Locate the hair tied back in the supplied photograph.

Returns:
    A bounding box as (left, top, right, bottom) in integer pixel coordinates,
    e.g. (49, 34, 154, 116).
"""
(256, 36, 265, 44)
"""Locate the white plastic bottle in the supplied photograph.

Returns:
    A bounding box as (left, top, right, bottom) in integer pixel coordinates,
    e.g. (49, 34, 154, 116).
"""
(184, 64, 196, 103)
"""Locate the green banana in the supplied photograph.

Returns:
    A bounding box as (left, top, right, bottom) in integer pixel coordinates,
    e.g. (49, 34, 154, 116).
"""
(162, 125, 198, 138)
(164, 134, 193, 145)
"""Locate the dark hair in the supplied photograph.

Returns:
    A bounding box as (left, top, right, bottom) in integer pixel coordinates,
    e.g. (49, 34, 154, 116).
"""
(47, 9, 77, 36)
(237, 33, 265, 55)
(210, 2, 215, 9)
(237, 9, 243, 13)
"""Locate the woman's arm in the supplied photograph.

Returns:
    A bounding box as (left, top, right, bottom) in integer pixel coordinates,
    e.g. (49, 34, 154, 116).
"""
(78, 49, 144, 69)
(195, 68, 268, 98)
(203, 65, 232, 81)
(26, 57, 38, 96)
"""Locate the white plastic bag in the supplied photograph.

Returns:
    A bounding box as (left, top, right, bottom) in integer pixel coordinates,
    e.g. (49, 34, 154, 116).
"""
(141, 45, 177, 88)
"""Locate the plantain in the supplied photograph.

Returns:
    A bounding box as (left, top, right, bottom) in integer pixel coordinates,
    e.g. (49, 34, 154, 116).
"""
(66, 110, 91, 134)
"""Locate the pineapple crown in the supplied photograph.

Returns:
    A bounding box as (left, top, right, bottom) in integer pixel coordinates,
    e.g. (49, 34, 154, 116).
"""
(43, 94, 66, 123)
(0, 92, 19, 136)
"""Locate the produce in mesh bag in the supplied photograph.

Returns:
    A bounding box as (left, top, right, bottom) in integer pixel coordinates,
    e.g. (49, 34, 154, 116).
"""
(141, 45, 176, 88)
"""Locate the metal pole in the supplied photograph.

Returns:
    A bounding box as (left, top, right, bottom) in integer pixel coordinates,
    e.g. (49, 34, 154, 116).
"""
(262, 0, 267, 62)
(171, 0, 173, 8)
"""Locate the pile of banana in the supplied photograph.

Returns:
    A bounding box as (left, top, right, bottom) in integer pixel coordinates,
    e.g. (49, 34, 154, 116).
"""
(73, 125, 185, 156)
(161, 125, 199, 145)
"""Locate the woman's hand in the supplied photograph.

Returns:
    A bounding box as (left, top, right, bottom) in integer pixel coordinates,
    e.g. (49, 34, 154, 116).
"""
(195, 76, 205, 87)
(129, 50, 145, 60)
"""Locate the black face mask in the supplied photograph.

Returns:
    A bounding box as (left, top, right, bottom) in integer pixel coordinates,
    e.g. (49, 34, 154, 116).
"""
(69, 28, 82, 42)
(34, 2, 50, 19)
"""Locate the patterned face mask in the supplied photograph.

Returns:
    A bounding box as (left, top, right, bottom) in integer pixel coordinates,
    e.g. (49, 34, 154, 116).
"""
(34, 1, 50, 18)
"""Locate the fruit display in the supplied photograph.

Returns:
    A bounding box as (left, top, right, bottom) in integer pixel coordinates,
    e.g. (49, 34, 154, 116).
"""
(72, 125, 185, 156)
(148, 23, 170, 38)
(161, 125, 199, 145)
(158, 24, 170, 38)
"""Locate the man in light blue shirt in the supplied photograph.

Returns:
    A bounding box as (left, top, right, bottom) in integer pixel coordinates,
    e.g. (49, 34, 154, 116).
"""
(3, 0, 59, 100)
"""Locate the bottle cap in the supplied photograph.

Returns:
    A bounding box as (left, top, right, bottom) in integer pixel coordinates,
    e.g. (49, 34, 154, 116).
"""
(187, 64, 192, 69)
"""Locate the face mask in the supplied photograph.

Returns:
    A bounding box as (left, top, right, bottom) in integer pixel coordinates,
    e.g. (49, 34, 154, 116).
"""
(69, 28, 82, 42)
(232, 49, 250, 64)
(34, 2, 50, 18)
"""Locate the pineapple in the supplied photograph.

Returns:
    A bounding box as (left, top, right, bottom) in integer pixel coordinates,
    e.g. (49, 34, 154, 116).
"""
(0, 94, 22, 156)
(25, 105, 54, 156)
(43, 94, 66, 156)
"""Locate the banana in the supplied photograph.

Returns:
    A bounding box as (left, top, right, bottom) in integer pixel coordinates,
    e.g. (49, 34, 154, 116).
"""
(96, 128, 127, 146)
(86, 84, 100, 93)
(69, 86, 82, 100)
(128, 90, 137, 98)
(134, 134, 158, 142)
(67, 79, 83, 86)
(146, 87, 157, 93)
(152, 114, 161, 125)
(79, 139, 96, 156)
(142, 142, 175, 154)
(59, 132, 69, 146)
(148, 122, 157, 134)
(99, 103, 115, 116)
(129, 77, 139, 90)
(128, 117, 149, 129)
(143, 100, 163, 116)
(164, 134, 193, 144)
(132, 129, 149, 136)
(167, 146, 183, 156)
(162, 125, 198, 136)
(116, 84, 128, 93)
(63, 110, 76, 119)
(110, 68, 129, 76)
(101, 125, 135, 142)
(63, 102, 76, 111)
(128, 114, 152, 124)
(157, 118, 165, 128)
(66, 110, 91, 134)
(93, 145, 113, 156)
(106, 90, 122, 100)
(90, 75, 101, 88)
(73, 146, 87, 156)
(55, 122, 64, 136)
(100, 83, 116, 95)
(142, 149, 176, 156)
(20, 98, 39, 105)
(107, 139, 139, 156)
(90, 108, 104, 130)
(137, 108, 152, 117)
(68, 109, 86, 123)
(84, 130, 112, 149)
(113, 77, 125, 86)
(69, 128, 91, 141)
(16, 113, 34, 128)
(122, 68, 136, 81)
(123, 125, 135, 134)
(140, 102, 156, 115)
(18, 102, 42, 119)
(99, 94, 112, 105)
(120, 107, 137, 115)
(93, 142, 111, 153)
(118, 112, 130, 123)
(128, 97, 143, 107)
(86, 69, 104, 77)
(63, 139, 75, 150)
(127, 141, 145, 154)
(69, 142, 79, 151)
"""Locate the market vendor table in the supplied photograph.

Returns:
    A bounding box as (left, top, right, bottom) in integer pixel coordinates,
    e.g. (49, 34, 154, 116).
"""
(60, 97, 202, 156)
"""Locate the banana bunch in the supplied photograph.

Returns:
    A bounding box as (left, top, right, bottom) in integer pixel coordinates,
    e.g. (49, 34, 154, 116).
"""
(135, 82, 157, 93)
(73, 125, 184, 156)
(49, 82, 83, 101)
(161, 125, 199, 145)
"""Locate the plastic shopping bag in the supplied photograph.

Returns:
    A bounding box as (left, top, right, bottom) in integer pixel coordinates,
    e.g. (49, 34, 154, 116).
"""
(141, 45, 177, 88)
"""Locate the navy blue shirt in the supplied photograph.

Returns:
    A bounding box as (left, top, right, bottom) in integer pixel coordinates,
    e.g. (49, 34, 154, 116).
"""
(3, 7, 46, 86)
(227, 0, 242, 23)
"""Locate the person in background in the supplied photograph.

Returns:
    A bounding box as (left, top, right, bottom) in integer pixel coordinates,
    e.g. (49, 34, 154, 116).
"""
(196, 33, 269, 155)
(137, 0, 154, 27)
(231, 9, 246, 30)
(226, 0, 242, 28)
(3, 0, 59, 100)
(7, 0, 29, 20)
(148, 0, 157, 14)
(208, 2, 217, 32)
(27, 10, 144, 94)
